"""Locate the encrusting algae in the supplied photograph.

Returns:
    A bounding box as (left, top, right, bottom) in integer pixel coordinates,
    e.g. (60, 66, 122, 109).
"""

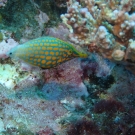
(7, 36, 88, 69)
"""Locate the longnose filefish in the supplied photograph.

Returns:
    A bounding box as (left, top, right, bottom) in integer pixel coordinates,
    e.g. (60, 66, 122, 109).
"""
(8, 37, 88, 69)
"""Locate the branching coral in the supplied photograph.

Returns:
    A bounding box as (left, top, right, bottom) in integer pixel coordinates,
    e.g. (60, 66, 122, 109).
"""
(61, 0, 135, 73)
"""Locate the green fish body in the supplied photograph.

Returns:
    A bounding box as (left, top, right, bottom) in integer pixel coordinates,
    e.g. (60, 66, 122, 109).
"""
(8, 37, 88, 69)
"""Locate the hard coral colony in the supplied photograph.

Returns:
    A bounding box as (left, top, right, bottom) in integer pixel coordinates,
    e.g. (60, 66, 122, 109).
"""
(61, 0, 135, 73)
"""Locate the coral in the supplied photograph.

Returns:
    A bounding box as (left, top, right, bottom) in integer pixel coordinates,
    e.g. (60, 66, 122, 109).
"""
(14, 73, 43, 90)
(81, 54, 115, 78)
(0, 37, 18, 59)
(0, 0, 50, 41)
(2, 124, 34, 135)
(0, 63, 42, 90)
(0, 84, 68, 133)
(43, 59, 88, 97)
(36, 126, 54, 135)
(60, 97, 85, 111)
(108, 65, 135, 98)
(46, 23, 69, 41)
(0, 118, 4, 132)
(94, 99, 124, 113)
(44, 58, 82, 84)
(66, 118, 101, 135)
(125, 39, 135, 61)
(33, 0, 64, 28)
(35, 10, 49, 29)
(1, 0, 135, 134)
(20, 10, 49, 42)
(78, 63, 135, 135)
(61, 0, 135, 73)
(0, 64, 19, 89)
(0, 32, 43, 90)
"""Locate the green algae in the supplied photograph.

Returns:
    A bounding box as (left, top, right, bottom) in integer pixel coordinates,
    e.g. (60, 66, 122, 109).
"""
(0, 32, 3, 42)
(0, 14, 2, 23)
(0, 0, 38, 40)
(0, 0, 37, 28)
(1, 122, 34, 135)
(0, 0, 66, 41)
(33, 0, 67, 27)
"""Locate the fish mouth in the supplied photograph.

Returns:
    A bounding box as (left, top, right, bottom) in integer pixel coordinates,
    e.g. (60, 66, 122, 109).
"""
(79, 53, 88, 58)
(73, 52, 88, 58)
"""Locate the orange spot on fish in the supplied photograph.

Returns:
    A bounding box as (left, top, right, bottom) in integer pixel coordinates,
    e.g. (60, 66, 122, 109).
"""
(54, 48, 58, 50)
(40, 51, 44, 54)
(40, 56, 45, 58)
(56, 52, 59, 55)
(45, 51, 49, 55)
(42, 47, 46, 50)
(57, 58, 62, 63)
(64, 54, 67, 57)
(52, 61, 56, 64)
(46, 56, 51, 60)
(48, 47, 53, 50)
(41, 60, 46, 64)
(52, 57, 56, 60)
(35, 55, 39, 58)
(50, 52, 54, 55)
(60, 48, 64, 51)
(51, 44, 57, 46)
(46, 61, 51, 65)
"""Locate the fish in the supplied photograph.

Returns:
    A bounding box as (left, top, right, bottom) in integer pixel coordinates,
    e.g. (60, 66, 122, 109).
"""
(7, 36, 88, 69)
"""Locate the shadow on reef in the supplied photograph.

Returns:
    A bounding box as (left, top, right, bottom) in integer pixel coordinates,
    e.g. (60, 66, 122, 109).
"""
(82, 64, 135, 135)
(89, 74, 115, 90)
(66, 118, 101, 135)
(33, 0, 67, 28)
(34, 0, 67, 15)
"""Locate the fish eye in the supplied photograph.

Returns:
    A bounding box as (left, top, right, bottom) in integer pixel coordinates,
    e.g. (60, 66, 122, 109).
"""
(9, 52, 12, 55)
(69, 51, 72, 54)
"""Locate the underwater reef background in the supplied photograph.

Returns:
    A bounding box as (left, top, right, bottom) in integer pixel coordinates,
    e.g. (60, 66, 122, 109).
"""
(0, 0, 135, 135)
